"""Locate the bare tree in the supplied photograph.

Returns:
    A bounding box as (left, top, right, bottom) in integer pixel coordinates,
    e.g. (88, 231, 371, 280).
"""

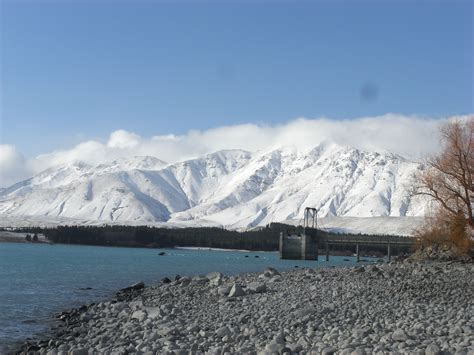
(416, 118, 473, 228)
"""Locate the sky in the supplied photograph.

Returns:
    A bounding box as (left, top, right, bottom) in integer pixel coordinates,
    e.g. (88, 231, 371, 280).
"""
(0, 0, 473, 186)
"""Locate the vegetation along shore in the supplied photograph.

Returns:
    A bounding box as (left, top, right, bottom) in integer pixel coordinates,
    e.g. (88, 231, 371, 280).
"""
(5, 224, 411, 257)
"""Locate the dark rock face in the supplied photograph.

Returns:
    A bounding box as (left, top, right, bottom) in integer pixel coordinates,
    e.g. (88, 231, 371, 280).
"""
(161, 277, 172, 284)
(115, 282, 145, 302)
(120, 282, 145, 292)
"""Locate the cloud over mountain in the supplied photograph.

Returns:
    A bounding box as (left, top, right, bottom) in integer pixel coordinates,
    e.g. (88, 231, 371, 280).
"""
(0, 114, 468, 187)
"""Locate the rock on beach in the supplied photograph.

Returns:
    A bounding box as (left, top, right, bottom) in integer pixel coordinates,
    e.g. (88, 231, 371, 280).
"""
(20, 262, 474, 354)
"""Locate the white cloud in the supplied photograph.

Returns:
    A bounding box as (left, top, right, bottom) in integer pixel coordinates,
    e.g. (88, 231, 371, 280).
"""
(0, 145, 28, 187)
(107, 130, 141, 148)
(1, 113, 471, 187)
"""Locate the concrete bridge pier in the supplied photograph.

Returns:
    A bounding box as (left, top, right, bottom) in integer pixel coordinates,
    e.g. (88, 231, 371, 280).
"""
(356, 243, 360, 262)
(325, 242, 329, 261)
(387, 243, 391, 262)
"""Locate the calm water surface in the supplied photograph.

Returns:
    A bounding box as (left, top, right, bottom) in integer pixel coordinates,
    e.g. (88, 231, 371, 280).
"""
(0, 242, 376, 350)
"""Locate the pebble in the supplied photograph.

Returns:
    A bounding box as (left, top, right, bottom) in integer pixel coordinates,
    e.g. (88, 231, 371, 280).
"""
(18, 262, 474, 354)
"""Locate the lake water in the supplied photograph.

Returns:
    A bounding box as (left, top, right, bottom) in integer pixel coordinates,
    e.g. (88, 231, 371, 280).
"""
(0, 242, 377, 351)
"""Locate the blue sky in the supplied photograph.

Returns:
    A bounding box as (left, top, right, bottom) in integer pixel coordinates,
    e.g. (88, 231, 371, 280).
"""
(1, 0, 472, 157)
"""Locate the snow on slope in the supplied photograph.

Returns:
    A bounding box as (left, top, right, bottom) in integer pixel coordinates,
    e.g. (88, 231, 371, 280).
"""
(0, 143, 427, 233)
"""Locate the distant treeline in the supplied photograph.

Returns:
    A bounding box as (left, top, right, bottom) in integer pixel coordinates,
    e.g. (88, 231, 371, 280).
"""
(6, 224, 405, 254)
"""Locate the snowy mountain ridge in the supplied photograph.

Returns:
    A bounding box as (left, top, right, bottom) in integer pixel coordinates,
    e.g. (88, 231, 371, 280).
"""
(0, 143, 427, 233)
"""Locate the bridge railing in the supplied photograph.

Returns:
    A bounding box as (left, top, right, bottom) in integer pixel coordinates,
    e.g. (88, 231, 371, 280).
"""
(321, 234, 414, 245)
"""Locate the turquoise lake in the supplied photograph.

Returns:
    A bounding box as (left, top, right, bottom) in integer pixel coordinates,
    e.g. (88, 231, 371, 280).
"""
(0, 242, 377, 351)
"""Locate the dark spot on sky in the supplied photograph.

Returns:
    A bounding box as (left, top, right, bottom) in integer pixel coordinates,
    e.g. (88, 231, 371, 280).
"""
(360, 82, 379, 103)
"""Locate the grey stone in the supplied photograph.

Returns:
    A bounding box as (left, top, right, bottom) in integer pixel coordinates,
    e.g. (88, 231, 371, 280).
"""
(68, 349, 88, 355)
(228, 283, 246, 297)
(131, 310, 147, 322)
(144, 306, 162, 319)
(216, 326, 231, 338)
(321, 346, 335, 355)
(57, 345, 69, 352)
(157, 326, 177, 337)
(206, 271, 223, 280)
(161, 277, 172, 284)
(120, 281, 145, 292)
(350, 349, 366, 355)
(425, 343, 441, 355)
(247, 282, 266, 294)
(177, 276, 191, 285)
(265, 341, 284, 353)
(391, 329, 408, 341)
(192, 275, 209, 284)
(269, 275, 282, 283)
(218, 285, 231, 296)
(208, 272, 224, 286)
(19, 261, 474, 355)
(263, 267, 281, 278)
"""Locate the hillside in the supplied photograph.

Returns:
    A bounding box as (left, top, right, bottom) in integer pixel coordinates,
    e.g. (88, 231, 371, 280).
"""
(0, 143, 427, 234)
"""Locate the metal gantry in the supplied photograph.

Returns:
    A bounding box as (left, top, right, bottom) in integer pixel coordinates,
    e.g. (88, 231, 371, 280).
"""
(303, 207, 317, 233)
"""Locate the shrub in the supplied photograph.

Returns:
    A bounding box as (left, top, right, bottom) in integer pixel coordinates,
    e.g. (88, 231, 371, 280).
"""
(414, 209, 473, 257)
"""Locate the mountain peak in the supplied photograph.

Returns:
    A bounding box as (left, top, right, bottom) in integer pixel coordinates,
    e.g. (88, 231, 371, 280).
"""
(0, 145, 426, 229)
(96, 156, 167, 172)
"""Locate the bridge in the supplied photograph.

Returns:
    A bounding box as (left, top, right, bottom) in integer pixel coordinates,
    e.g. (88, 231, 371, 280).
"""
(279, 208, 415, 262)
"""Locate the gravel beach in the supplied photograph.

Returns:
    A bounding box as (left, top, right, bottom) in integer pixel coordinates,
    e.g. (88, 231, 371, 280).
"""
(20, 261, 474, 354)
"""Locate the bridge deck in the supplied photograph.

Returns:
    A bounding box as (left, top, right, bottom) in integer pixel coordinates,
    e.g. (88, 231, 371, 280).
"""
(323, 235, 414, 246)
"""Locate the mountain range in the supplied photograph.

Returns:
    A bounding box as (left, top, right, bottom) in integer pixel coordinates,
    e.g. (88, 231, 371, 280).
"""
(0, 142, 428, 234)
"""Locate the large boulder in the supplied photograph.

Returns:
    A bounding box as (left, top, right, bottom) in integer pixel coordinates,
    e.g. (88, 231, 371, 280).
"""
(206, 271, 223, 280)
(69, 349, 88, 355)
(207, 272, 224, 286)
(425, 343, 441, 355)
(191, 275, 209, 284)
(157, 325, 177, 337)
(247, 282, 266, 294)
(228, 283, 246, 297)
(265, 342, 285, 353)
(144, 306, 162, 319)
(177, 276, 191, 285)
(218, 285, 231, 297)
(120, 282, 145, 292)
(262, 267, 281, 278)
(161, 277, 172, 284)
(131, 310, 147, 322)
(392, 329, 408, 341)
(129, 299, 144, 311)
(215, 326, 232, 338)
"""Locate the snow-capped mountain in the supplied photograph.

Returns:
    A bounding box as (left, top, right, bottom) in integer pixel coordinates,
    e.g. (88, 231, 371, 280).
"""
(0, 143, 427, 232)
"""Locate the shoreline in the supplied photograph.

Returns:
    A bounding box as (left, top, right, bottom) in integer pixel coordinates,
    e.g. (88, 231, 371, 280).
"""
(174, 246, 254, 253)
(0, 231, 49, 244)
(0, 241, 384, 259)
(16, 260, 474, 354)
